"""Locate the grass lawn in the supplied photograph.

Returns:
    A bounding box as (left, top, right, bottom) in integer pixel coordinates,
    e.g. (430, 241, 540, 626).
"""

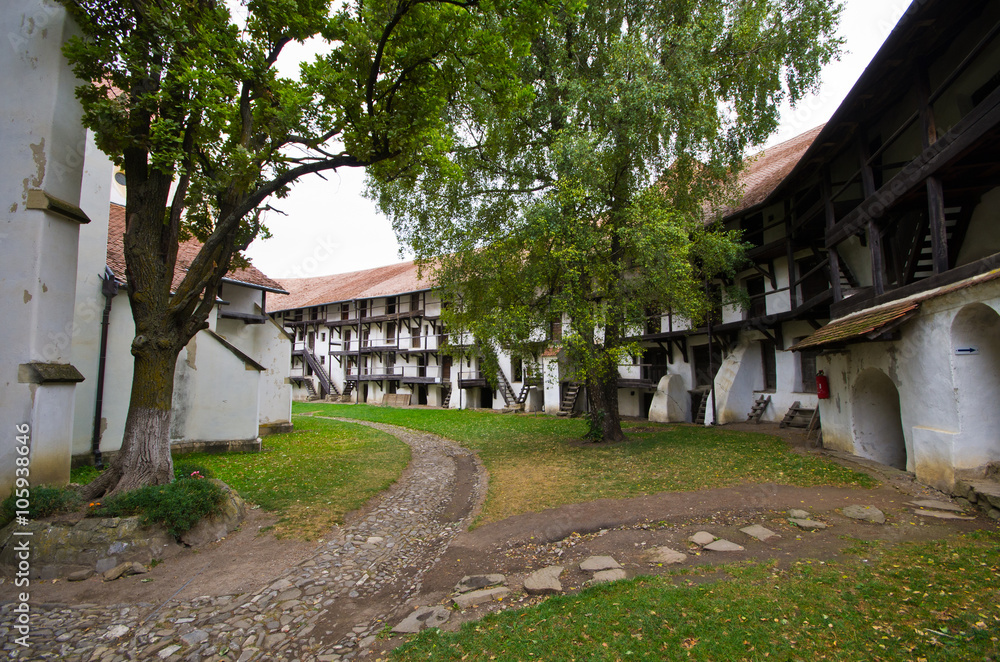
(391, 530, 1000, 661)
(295, 403, 875, 525)
(72, 416, 410, 540)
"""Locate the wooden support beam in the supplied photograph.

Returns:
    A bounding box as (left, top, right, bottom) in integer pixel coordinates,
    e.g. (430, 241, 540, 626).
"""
(827, 86, 1000, 247)
(822, 169, 844, 302)
(785, 199, 799, 309)
(858, 138, 885, 295)
(926, 175, 949, 274)
(752, 262, 777, 290)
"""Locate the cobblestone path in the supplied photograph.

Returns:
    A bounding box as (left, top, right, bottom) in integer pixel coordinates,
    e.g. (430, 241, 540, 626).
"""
(1, 419, 485, 662)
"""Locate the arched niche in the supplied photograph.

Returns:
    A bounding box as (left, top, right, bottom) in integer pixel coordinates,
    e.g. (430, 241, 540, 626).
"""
(852, 368, 907, 470)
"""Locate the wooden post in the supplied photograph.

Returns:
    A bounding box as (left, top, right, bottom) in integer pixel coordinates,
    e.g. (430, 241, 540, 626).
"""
(918, 65, 948, 275)
(857, 138, 885, 295)
(822, 168, 843, 303)
(927, 175, 949, 274)
(785, 200, 798, 309)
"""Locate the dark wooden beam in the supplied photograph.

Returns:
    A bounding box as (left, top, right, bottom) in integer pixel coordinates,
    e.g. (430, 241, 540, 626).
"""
(858, 138, 886, 295)
(831, 251, 1000, 318)
(926, 175, 950, 274)
(821, 169, 844, 303)
(752, 262, 778, 290)
(785, 199, 799, 309)
(827, 86, 1000, 247)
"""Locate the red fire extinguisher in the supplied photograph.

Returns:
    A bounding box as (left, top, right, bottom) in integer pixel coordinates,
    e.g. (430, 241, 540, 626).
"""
(816, 370, 830, 400)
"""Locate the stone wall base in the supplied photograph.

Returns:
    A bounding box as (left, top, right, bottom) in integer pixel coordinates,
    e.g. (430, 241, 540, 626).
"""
(72, 437, 262, 468)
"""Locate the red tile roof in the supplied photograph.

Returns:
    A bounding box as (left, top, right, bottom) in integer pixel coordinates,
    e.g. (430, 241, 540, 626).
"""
(106, 203, 287, 293)
(268, 260, 434, 312)
(722, 125, 825, 218)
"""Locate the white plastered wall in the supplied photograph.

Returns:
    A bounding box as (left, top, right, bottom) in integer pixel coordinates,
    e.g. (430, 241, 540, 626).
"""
(818, 278, 1000, 490)
(216, 311, 292, 427)
(1, 2, 90, 491)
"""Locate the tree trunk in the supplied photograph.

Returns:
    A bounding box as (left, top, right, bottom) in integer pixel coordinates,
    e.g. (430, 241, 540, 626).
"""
(83, 344, 179, 499)
(586, 367, 625, 442)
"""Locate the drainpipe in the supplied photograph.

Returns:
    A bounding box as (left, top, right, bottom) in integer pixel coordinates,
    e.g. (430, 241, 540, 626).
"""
(92, 267, 119, 468)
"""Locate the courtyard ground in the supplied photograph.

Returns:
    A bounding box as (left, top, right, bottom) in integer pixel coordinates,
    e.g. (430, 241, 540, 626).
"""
(3, 415, 997, 661)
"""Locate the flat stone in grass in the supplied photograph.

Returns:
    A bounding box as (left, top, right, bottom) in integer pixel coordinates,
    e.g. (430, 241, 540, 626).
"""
(580, 556, 621, 571)
(789, 518, 827, 531)
(392, 606, 450, 634)
(740, 524, 779, 541)
(524, 566, 563, 595)
(703, 539, 744, 552)
(688, 531, 715, 546)
(453, 586, 510, 609)
(908, 500, 964, 512)
(842, 505, 886, 524)
(913, 509, 975, 520)
(643, 547, 687, 565)
(788, 509, 811, 519)
(455, 574, 505, 594)
(589, 568, 627, 584)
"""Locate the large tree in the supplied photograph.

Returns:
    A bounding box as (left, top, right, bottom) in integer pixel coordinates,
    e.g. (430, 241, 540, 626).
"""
(62, 0, 538, 497)
(373, 0, 842, 441)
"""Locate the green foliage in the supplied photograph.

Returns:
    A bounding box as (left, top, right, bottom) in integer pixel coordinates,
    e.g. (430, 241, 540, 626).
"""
(1, 486, 82, 526)
(57, 0, 548, 494)
(94, 479, 226, 537)
(392, 532, 1000, 661)
(374, 0, 843, 438)
(70, 464, 102, 485)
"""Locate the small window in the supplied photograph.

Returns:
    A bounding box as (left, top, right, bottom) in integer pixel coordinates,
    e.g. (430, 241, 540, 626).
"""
(386, 297, 397, 315)
(742, 212, 764, 248)
(341, 303, 349, 321)
(321, 332, 326, 342)
(799, 348, 819, 393)
(761, 340, 777, 392)
(746, 276, 766, 319)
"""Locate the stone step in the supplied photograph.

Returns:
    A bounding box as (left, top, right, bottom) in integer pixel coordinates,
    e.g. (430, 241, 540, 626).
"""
(954, 479, 1000, 520)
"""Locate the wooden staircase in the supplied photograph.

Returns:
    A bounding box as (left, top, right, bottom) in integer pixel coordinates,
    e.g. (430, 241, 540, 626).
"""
(303, 378, 319, 400)
(496, 367, 521, 409)
(557, 382, 582, 416)
(441, 384, 453, 408)
(746, 394, 771, 423)
(301, 346, 338, 398)
(339, 381, 354, 402)
(694, 390, 709, 425)
(780, 401, 818, 429)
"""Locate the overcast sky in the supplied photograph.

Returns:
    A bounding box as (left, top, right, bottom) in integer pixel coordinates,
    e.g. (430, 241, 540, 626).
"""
(244, 0, 912, 281)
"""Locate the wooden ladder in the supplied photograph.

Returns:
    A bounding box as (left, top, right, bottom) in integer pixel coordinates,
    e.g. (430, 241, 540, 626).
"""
(780, 401, 817, 429)
(441, 385, 453, 408)
(694, 391, 709, 425)
(557, 382, 582, 416)
(746, 394, 771, 423)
